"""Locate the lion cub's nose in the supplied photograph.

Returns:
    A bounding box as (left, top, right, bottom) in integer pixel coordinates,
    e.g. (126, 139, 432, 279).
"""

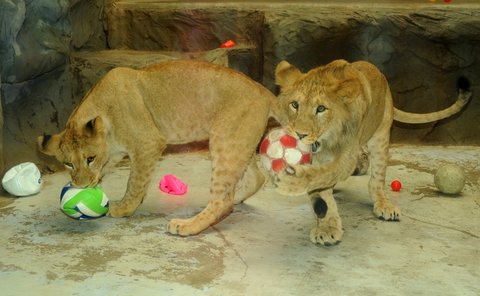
(296, 132, 308, 139)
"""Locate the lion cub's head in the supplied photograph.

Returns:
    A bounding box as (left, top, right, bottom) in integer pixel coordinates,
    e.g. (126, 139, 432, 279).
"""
(275, 60, 363, 149)
(37, 116, 108, 188)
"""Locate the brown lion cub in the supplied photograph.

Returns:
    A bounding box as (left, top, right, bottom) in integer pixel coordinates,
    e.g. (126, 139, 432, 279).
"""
(274, 59, 471, 246)
(38, 60, 281, 236)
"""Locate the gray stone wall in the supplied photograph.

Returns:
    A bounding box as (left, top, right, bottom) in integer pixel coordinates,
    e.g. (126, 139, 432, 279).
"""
(0, 74, 3, 173)
(104, 4, 265, 81)
(263, 6, 480, 144)
(69, 0, 106, 50)
(103, 1, 480, 145)
(0, 0, 73, 171)
(1, 0, 479, 173)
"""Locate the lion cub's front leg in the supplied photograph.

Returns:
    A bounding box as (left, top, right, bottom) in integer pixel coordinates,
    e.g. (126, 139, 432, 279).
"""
(109, 141, 165, 217)
(309, 189, 343, 246)
(368, 130, 401, 221)
(108, 158, 155, 217)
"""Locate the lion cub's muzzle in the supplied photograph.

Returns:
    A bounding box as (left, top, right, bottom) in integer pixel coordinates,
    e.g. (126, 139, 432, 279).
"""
(71, 174, 102, 188)
(295, 132, 318, 146)
(286, 126, 320, 151)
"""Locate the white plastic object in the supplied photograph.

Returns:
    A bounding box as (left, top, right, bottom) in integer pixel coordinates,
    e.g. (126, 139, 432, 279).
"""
(2, 162, 42, 196)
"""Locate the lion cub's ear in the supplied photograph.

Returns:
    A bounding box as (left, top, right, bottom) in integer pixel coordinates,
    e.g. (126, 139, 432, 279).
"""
(37, 134, 61, 156)
(84, 116, 105, 137)
(275, 61, 303, 89)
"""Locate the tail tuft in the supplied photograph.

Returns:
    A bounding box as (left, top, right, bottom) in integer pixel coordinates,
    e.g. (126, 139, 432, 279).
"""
(457, 76, 470, 92)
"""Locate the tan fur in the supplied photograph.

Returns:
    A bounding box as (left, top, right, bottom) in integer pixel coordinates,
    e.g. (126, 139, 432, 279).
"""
(38, 60, 280, 236)
(274, 59, 471, 246)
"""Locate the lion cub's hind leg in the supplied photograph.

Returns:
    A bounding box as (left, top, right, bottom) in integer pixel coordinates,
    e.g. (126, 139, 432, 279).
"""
(309, 189, 343, 246)
(167, 146, 260, 236)
(167, 100, 270, 236)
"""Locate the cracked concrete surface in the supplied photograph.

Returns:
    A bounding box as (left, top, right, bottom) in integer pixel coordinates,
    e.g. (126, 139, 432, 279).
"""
(0, 146, 479, 295)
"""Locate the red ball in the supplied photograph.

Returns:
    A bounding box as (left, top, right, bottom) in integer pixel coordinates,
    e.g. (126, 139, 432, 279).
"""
(391, 180, 402, 191)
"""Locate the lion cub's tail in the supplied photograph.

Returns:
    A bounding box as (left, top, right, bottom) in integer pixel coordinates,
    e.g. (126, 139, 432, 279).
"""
(393, 77, 472, 124)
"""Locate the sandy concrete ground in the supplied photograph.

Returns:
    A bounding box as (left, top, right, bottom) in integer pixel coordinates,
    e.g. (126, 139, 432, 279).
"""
(0, 145, 478, 296)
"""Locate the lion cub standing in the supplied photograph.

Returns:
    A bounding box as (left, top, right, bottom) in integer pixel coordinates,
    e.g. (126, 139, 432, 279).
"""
(274, 59, 471, 246)
(38, 60, 281, 236)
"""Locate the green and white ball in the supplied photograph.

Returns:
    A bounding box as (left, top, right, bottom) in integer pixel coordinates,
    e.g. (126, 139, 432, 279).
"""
(434, 164, 465, 195)
(60, 183, 109, 219)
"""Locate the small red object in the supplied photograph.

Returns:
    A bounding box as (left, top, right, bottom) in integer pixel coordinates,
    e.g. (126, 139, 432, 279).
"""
(443, 0, 451, 3)
(159, 174, 188, 195)
(220, 40, 236, 48)
(391, 180, 402, 192)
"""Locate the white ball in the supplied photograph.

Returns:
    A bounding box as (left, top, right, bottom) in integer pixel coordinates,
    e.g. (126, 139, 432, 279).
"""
(434, 164, 465, 195)
(2, 162, 42, 196)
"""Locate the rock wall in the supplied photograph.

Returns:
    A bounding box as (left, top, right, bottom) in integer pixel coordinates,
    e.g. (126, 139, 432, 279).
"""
(103, 1, 480, 145)
(69, 0, 106, 50)
(1, 0, 479, 173)
(0, 0, 73, 171)
(105, 4, 265, 81)
(263, 6, 480, 144)
(0, 74, 3, 173)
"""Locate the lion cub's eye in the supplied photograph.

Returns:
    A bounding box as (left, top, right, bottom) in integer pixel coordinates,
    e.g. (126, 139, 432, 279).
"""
(87, 156, 96, 165)
(64, 162, 74, 169)
(316, 105, 326, 114)
(290, 101, 299, 111)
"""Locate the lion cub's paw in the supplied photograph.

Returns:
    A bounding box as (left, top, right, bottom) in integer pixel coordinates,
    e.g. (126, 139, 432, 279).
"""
(373, 201, 401, 221)
(108, 201, 136, 218)
(274, 165, 309, 196)
(167, 218, 201, 237)
(310, 216, 344, 246)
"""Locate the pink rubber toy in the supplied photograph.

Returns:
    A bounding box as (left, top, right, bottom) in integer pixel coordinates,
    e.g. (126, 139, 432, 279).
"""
(159, 174, 188, 195)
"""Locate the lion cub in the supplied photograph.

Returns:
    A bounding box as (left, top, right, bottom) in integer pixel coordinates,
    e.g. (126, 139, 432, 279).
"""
(274, 59, 471, 246)
(38, 60, 281, 236)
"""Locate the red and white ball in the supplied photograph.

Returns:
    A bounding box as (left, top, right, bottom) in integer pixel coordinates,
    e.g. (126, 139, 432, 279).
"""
(260, 128, 312, 174)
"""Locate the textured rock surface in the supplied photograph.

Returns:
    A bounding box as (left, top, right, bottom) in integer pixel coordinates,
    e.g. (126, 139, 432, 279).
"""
(104, 2, 265, 81)
(104, 1, 480, 145)
(0, 0, 69, 83)
(2, 68, 72, 171)
(105, 3, 264, 52)
(0, 74, 3, 173)
(262, 5, 480, 144)
(1, 0, 480, 172)
(0, 0, 72, 170)
(69, 0, 106, 50)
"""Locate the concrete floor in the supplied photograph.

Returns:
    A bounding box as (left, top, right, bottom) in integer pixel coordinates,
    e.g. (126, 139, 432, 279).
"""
(0, 145, 479, 296)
